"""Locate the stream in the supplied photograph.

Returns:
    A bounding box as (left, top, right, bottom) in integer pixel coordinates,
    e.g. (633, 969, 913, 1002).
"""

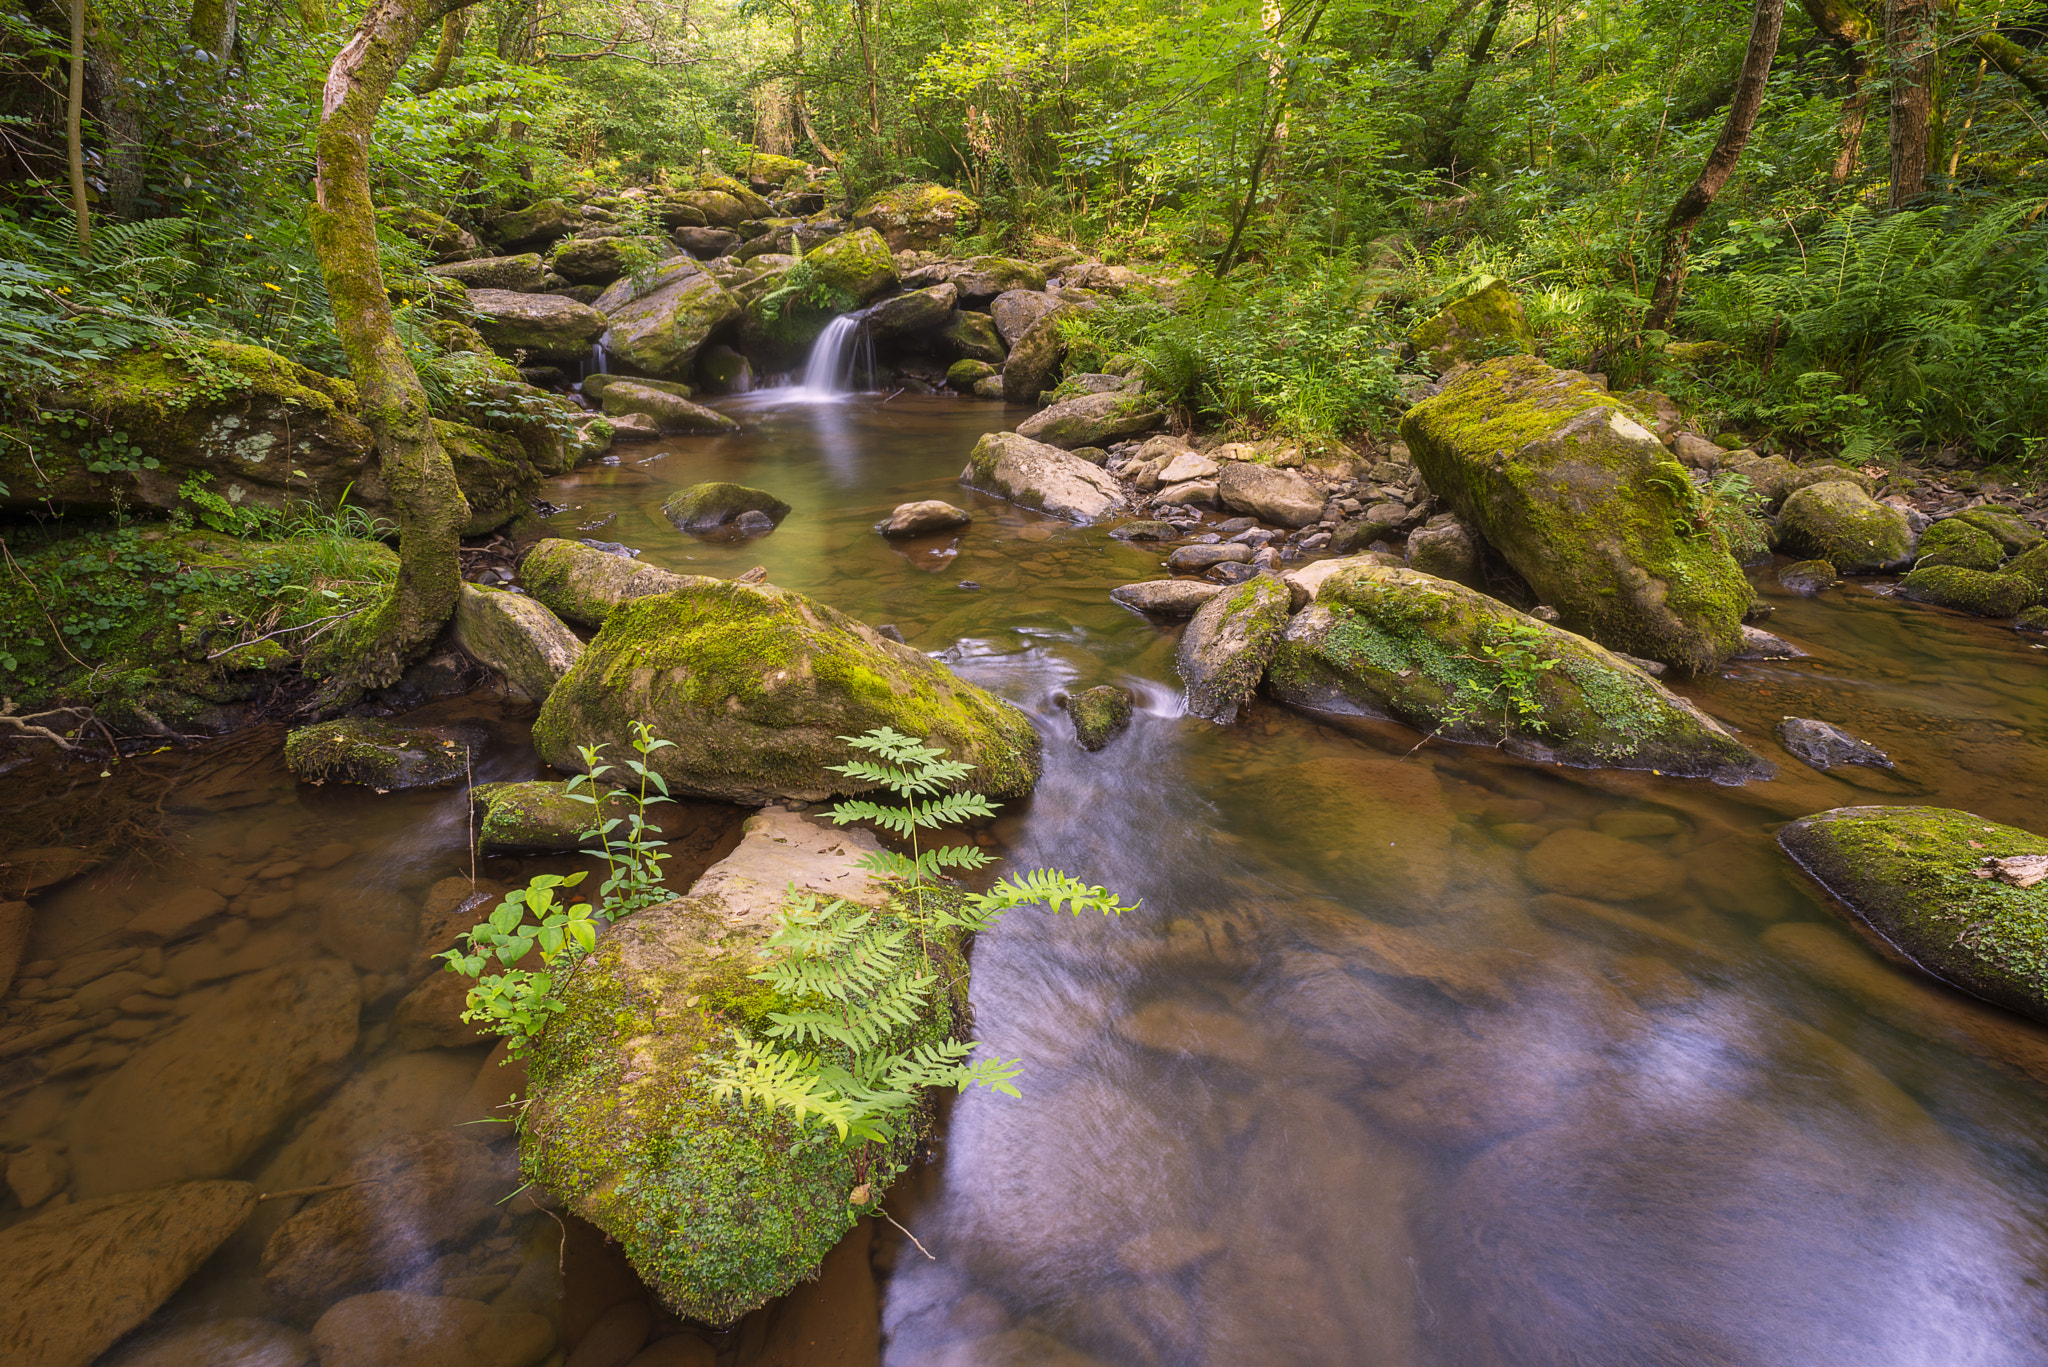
(8, 389, 2048, 1365)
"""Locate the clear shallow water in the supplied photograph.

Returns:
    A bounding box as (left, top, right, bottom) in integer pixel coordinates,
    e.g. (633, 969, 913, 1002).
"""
(7, 390, 2048, 1365)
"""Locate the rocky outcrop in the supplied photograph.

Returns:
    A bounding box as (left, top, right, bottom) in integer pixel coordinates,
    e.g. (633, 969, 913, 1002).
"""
(1178, 576, 1291, 723)
(1774, 482, 1915, 572)
(851, 183, 981, 251)
(284, 719, 480, 789)
(453, 583, 583, 701)
(599, 381, 739, 434)
(1406, 278, 1534, 369)
(1014, 390, 1164, 449)
(1401, 356, 1750, 672)
(1267, 563, 1769, 781)
(600, 268, 741, 378)
(466, 290, 607, 360)
(517, 539, 715, 626)
(533, 580, 1041, 803)
(961, 431, 1126, 523)
(1778, 806, 2048, 1026)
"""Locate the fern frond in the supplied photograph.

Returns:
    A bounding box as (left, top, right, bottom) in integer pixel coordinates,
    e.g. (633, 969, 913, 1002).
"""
(975, 867, 1139, 917)
(914, 791, 999, 828)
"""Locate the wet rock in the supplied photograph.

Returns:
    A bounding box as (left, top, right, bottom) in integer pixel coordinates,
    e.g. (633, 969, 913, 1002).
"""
(876, 500, 971, 537)
(863, 282, 957, 338)
(1524, 827, 1684, 901)
(454, 583, 583, 701)
(1268, 563, 1769, 780)
(801, 227, 899, 303)
(674, 226, 740, 258)
(1177, 575, 1291, 724)
(470, 780, 609, 855)
(310, 1291, 554, 1367)
(1898, 564, 2040, 617)
(427, 253, 545, 292)
(663, 481, 791, 533)
(0, 1180, 256, 1367)
(1735, 624, 1805, 659)
(606, 412, 660, 441)
(2016, 606, 2048, 633)
(1109, 520, 1181, 542)
(4, 1142, 65, 1206)
(466, 289, 607, 361)
(1152, 478, 1219, 508)
(970, 374, 1006, 399)
(1952, 505, 2043, 556)
(100, 1317, 312, 1367)
(569, 1299, 656, 1367)
(1109, 580, 1225, 616)
(600, 382, 739, 435)
(1774, 482, 1915, 572)
(1215, 463, 1323, 528)
(283, 719, 480, 790)
(63, 960, 360, 1196)
(1406, 277, 1533, 369)
(1014, 390, 1164, 450)
(1064, 685, 1133, 751)
(263, 1130, 515, 1304)
(535, 582, 1041, 804)
(520, 537, 715, 627)
(960, 430, 1127, 523)
(1166, 542, 1252, 573)
(600, 268, 741, 379)
(1778, 806, 2048, 1026)
(1776, 718, 1892, 772)
(1402, 357, 1749, 671)
(939, 310, 1007, 365)
(1914, 517, 2004, 571)
(1777, 559, 1838, 594)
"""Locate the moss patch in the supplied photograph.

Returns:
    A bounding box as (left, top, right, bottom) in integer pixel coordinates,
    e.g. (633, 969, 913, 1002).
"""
(1915, 518, 2003, 571)
(1406, 279, 1535, 369)
(1064, 684, 1133, 751)
(1898, 565, 2040, 617)
(1177, 575, 1291, 723)
(283, 717, 478, 789)
(662, 482, 792, 532)
(1774, 481, 1913, 572)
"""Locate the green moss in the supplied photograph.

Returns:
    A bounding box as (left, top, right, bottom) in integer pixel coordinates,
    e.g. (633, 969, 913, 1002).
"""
(2006, 543, 2048, 595)
(1916, 518, 2003, 571)
(947, 359, 997, 390)
(472, 780, 630, 853)
(1953, 506, 2043, 556)
(58, 340, 358, 445)
(282, 717, 474, 789)
(434, 418, 537, 535)
(1406, 279, 1535, 369)
(662, 482, 792, 531)
(1774, 481, 1913, 572)
(1178, 574, 1291, 722)
(1898, 564, 2041, 617)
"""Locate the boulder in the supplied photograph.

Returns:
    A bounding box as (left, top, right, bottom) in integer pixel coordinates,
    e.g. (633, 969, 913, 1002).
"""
(1267, 563, 1769, 781)
(876, 500, 971, 537)
(863, 283, 957, 337)
(532, 581, 1042, 804)
(1152, 479, 1219, 509)
(1778, 807, 2048, 1026)
(1952, 506, 2042, 556)
(550, 237, 642, 285)
(947, 358, 997, 391)
(1742, 456, 1875, 510)
(582, 372, 691, 402)
(1109, 580, 1226, 616)
(960, 431, 1127, 523)
(1898, 565, 2039, 617)
(492, 199, 579, 250)
(850, 183, 981, 251)
(1177, 575, 1291, 723)
(0, 1181, 257, 1367)
(926, 256, 1046, 303)
(1406, 518, 1483, 586)
(1775, 718, 1891, 772)
(1064, 685, 1134, 751)
(1775, 482, 1915, 572)
(61, 961, 359, 1195)
(454, 583, 582, 701)
(1406, 278, 1534, 369)
(428, 254, 545, 292)
(521, 810, 966, 1321)
(1014, 390, 1165, 449)
(663, 481, 791, 533)
(989, 290, 1056, 347)
(284, 718, 479, 789)
(263, 1131, 515, 1304)
(1914, 518, 2003, 571)
(696, 172, 775, 219)
(2004, 542, 2048, 595)
(470, 780, 625, 855)
(803, 227, 899, 305)
(1778, 559, 1838, 594)
(1216, 462, 1323, 528)
(1000, 306, 1073, 403)
(98, 1317, 311, 1367)
(518, 538, 715, 626)
(1156, 448, 1220, 483)
(594, 257, 698, 315)
(939, 310, 1006, 364)
(599, 381, 739, 434)
(675, 225, 741, 258)
(600, 270, 741, 379)
(1401, 356, 1750, 672)
(311, 1292, 553, 1367)
(1167, 543, 1252, 573)
(381, 205, 479, 264)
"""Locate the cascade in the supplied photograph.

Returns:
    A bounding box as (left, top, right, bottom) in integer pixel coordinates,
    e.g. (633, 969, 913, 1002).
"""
(794, 313, 873, 396)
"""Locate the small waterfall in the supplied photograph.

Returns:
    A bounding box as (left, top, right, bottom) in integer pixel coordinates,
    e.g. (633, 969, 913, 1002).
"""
(582, 338, 611, 380)
(795, 313, 873, 396)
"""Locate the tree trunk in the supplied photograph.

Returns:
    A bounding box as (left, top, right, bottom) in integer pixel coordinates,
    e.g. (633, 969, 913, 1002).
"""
(1973, 31, 2048, 118)
(66, 0, 89, 250)
(1215, 0, 1330, 277)
(1798, 0, 1875, 185)
(1433, 0, 1511, 170)
(1884, 0, 1937, 207)
(308, 0, 476, 694)
(1645, 0, 1786, 330)
(416, 9, 465, 93)
(186, 0, 238, 61)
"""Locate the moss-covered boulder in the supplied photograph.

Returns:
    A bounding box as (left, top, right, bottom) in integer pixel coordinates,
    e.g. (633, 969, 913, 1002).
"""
(960, 431, 1127, 523)
(532, 582, 1041, 804)
(283, 719, 481, 791)
(911, 256, 1046, 304)
(1014, 389, 1164, 450)
(1400, 356, 1749, 672)
(469, 780, 626, 855)
(380, 205, 479, 262)
(432, 419, 543, 536)
(1914, 518, 2004, 571)
(695, 172, 774, 219)
(428, 253, 545, 292)
(517, 539, 716, 627)
(863, 283, 957, 338)
(1898, 565, 2040, 617)
(1774, 481, 1915, 572)
(599, 382, 739, 435)
(1064, 685, 1133, 751)
(947, 358, 997, 391)
(1267, 563, 1770, 781)
(730, 151, 812, 185)
(1952, 506, 2042, 556)
(521, 808, 965, 1322)
(850, 183, 981, 251)
(1742, 456, 1875, 510)
(663, 482, 791, 534)
(492, 199, 580, 250)
(453, 583, 583, 701)
(2003, 542, 2048, 595)
(1406, 279, 1534, 370)
(940, 310, 1007, 364)
(801, 227, 898, 305)
(600, 269, 742, 379)
(1177, 575, 1291, 724)
(1778, 806, 2048, 1026)
(1000, 305, 1074, 404)
(467, 289, 608, 361)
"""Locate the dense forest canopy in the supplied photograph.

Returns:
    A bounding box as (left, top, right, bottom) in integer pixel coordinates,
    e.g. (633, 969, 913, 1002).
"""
(4, 0, 2047, 461)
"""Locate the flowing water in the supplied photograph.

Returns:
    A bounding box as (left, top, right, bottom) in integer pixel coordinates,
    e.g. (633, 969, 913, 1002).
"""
(8, 391, 2048, 1364)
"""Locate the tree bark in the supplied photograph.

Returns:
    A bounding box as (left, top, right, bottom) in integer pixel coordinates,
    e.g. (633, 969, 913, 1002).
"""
(1645, 0, 1786, 330)
(1433, 0, 1511, 169)
(1215, 0, 1330, 277)
(1973, 30, 2048, 118)
(66, 0, 89, 250)
(1797, 0, 1874, 185)
(186, 0, 238, 61)
(1884, 0, 1937, 207)
(416, 9, 466, 92)
(309, 0, 477, 694)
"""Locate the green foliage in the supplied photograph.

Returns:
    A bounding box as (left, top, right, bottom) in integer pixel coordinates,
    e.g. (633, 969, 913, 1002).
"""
(1444, 621, 1559, 739)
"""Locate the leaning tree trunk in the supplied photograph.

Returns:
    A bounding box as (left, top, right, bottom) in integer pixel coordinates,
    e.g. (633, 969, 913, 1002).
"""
(308, 0, 475, 694)
(1798, 0, 1875, 186)
(1885, 0, 1938, 207)
(66, 0, 89, 250)
(1644, 0, 1787, 331)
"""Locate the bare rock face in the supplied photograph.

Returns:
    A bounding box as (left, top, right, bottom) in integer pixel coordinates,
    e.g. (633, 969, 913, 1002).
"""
(0, 1180, 257, 1367)
(310, 1291, 554, 1367)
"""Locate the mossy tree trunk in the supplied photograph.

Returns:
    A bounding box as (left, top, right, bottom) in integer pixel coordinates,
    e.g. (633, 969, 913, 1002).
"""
(1972, 31, 2048, 119)
(65, 0, 89, 250)
(308, 0, 479, 695)
(1884, 0, 1938, 207)
(1797, 0, 1875, 186)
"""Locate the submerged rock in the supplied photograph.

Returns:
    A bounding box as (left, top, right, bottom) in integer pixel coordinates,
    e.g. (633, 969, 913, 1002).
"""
(1177, 575, 1291, 724)
(961, 430, 1127, 523)
(310, 1291, 553, 1367)
(1774, 482, 1915, 572)
(876, 501, 971, 538)
(662, 482, 792, 534)
(470, 780, 619, 855)
(1014, 390, 1164, 450)
(283, 719, 480, 790)
(518, 537, 714, 627)
(1065, 685, 1134, 751)
(533, 580, 1040, 803)
(0, 1180, 257, 1367)
(1779, 806, 2048, 1026)
(1267, 563, 1769, 781)
(97, 1317, 311, 1367)
(1776, 718, 1892, 772)
(1777, 559, 1838, 595)
(1898, 565, 2040, 617)
(453, 583, 582, 701)
(1401, 357, 1749, 671)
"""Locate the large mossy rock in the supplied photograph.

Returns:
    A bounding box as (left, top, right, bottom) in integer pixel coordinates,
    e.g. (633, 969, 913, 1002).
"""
(491, 198, 579, 250)
(532, 581, 1042, 804)
(1952, 505, 2042, 556)
(1774, 481, 1915, 573)
(453, 583, 583, 701)
(284, 719, 480, 790)
(521, 808, 966, 1323)
(1000, 305, 1074, 403)
(1267, 563, 1770, 781)
(517, 538, 715, 627)
(863, 282, 957, 338)
(960, 430, 1127, 523)
(1898, 565, 2040, 617)
(1177, 576, 1291, 723)
(599, 381, 739, 435)
(663, 481, 790, 533)
(1406, 278, 1534, 370)
(469, 780, 624, 854)
(380, 204, 479, 263)
(1400, 356, 1749, 672)
(940, 309, 1006, 363)
(1014, 389, 1164, 449)
(427, 252, 542, 292)
(600, 268, 741, 379)
(850, 183, 981, 251)
(802, 227, 898, 305)
(1778, 806, 2048, 1026)
(467, 290, 608, 361)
